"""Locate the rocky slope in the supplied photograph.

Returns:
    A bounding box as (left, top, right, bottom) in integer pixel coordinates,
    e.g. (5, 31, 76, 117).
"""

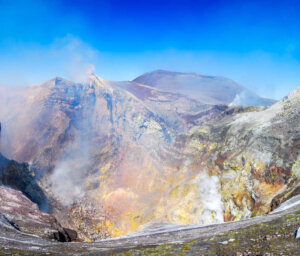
(0, 186, 74, 242)
(0, 152, 77, 242)
(0, 153, 48, 209)
(172, 86, 300, 224)
(0, 71, 298, 242)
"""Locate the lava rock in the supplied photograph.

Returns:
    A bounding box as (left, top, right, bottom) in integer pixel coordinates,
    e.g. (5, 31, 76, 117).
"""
(49, 231, 71, 242)
(63, 227, 78, 241)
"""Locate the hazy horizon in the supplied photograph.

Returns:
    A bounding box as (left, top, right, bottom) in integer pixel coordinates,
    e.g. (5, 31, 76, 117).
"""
(1, 0, 300, 100)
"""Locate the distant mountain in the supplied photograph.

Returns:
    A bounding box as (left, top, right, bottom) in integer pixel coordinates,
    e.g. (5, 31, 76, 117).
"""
(133, 70, 276, 106)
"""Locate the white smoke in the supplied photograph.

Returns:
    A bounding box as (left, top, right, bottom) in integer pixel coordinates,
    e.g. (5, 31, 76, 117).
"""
(50, 162, 85, 205)
(229, 89, 270, 107)
(49, 129, 94, 206)
(192, 172, 224, 224)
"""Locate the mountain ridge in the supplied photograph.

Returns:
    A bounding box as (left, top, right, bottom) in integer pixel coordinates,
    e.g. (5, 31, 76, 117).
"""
(133, 69, 276, 106)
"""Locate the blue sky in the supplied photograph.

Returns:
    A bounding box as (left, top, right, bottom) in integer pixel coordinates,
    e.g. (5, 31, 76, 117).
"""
(1, 0, 300, 99)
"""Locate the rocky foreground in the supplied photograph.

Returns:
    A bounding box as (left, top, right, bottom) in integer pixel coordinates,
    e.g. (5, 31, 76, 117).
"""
(1, 200, 300, 255)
